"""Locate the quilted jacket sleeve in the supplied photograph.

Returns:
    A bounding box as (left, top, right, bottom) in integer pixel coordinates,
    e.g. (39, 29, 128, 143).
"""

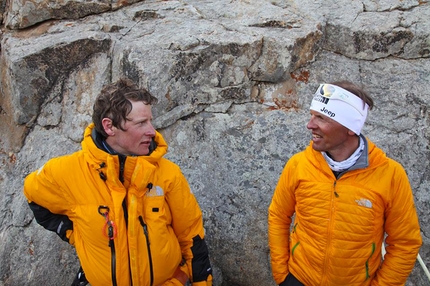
(268, 156, 299, 284)
(371, 161, 422, 285)
(23, 157, 75, 244)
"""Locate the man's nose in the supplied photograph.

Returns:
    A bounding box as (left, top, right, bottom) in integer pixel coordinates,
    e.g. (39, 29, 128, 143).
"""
(306, 116, 315, 130)
(147, 122, 156, 136)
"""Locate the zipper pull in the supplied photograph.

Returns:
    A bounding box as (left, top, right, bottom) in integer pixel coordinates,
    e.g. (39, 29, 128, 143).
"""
(333, 181, 339, 197)
(97, 163, 107, 181)
(138, 216, 150, 244)
(98, 206, 117, 242)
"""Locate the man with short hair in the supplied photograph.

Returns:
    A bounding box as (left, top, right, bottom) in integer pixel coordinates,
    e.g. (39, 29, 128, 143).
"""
(268, 81, 422, 285)
(24, 78, 213, 286)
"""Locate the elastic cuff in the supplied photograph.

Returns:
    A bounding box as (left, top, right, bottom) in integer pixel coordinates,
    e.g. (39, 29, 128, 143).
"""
(162, 278, 183, 286)
(66, 230, 75, 245)
(192, 274, 213, 286)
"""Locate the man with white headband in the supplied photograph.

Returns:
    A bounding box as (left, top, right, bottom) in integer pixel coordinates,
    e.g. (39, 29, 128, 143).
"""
(268, 81, 422, 286)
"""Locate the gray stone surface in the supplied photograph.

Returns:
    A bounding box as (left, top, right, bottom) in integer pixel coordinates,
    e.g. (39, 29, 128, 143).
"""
(0, 0, 429, 285)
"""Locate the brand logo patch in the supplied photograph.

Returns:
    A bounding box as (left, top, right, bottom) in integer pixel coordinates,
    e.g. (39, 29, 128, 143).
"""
(320, 107, 335, 117)
(313, 94, 330, 104)
(146, 186, 164, 197)
(355, 198, 372, 208)
(320, 84, 336, 97)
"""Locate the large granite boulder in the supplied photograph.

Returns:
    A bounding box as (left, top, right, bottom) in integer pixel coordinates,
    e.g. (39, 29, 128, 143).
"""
(0, 0, 429, 285)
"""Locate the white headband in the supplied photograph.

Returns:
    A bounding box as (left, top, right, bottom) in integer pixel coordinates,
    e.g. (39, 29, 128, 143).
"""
(310, 84, 369, 135)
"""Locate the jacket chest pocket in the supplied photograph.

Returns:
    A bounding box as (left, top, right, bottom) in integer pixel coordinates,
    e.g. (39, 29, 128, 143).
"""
(144, 192, 170, 224)
(335, 189, 379, 236)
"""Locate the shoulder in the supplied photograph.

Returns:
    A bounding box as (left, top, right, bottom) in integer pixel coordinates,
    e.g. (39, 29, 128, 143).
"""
(41, 150, 81, 167)
(157, 158, 183, 179)
(25, 151, 84, 189)
(367, 139, 405, 170)
(288, 144, 315, 166)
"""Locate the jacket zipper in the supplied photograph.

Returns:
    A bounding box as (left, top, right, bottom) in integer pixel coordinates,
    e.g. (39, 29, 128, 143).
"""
(365, 242, 376, 280)
(99, 206, 118, 286)
(322, 180, 338, 283)
(139, 215, 154, 286)
(333, 181, 339, 198)
(109, 236, 117, 286)
(118, 155, 134, 285)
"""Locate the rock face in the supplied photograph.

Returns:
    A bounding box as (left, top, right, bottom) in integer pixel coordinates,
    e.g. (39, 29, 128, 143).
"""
(0, 0, 429, 285)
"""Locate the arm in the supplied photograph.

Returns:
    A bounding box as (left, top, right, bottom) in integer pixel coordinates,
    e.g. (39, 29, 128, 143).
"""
(165, 171, 213, 286)
(268, 159, 298, 285)
(371, 163, 422, 285)
(23, 158, 75, 244)
(28, 202, 74, 243)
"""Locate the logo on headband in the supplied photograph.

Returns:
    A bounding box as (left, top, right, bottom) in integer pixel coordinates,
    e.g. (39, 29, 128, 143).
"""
(320, 84, 336, 97)
(313, 84, 335, 104)
(313, 94, 329, 104)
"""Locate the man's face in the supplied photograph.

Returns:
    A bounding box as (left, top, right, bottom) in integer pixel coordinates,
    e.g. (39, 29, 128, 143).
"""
(107, 101, 156, 156)
(306, 110, 352, 161)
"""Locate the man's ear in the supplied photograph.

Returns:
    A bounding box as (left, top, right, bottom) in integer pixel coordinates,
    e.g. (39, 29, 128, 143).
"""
(102, 118, 116, 136)
(347, 129, 356, 136)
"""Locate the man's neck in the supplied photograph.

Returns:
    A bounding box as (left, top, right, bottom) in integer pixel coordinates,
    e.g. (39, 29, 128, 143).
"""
(327, 135, 360, 162)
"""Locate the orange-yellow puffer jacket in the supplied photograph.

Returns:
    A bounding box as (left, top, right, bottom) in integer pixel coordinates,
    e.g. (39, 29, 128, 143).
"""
(268, 138, 422, 286)
(24, 123, 212, 286)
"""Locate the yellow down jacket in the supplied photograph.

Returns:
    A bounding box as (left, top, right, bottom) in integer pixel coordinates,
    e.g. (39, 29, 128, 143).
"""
(268, 138, 422, 286)
(24, 123, 212, 286)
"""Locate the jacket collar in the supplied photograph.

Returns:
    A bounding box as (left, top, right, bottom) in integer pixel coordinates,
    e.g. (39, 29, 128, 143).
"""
(346, 134, 369, 172)
(81, 123, 168, 165)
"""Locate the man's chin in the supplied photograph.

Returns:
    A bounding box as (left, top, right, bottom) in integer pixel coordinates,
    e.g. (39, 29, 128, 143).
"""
(311, 143, 323, 152)
(137, 147, 150, 156)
